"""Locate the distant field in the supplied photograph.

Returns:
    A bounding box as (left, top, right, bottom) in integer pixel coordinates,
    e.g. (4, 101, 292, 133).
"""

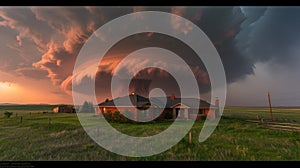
(0, 105, 300, 161)
(223, 107, 300, 123)
(0, 105, 57, 113)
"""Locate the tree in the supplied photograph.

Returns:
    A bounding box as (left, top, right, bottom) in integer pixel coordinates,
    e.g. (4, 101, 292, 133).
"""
(113, 111, 121, 122)
(104, 110, 113, 121)
(79, 101, 95, 113)
(4, 111, 13, 118)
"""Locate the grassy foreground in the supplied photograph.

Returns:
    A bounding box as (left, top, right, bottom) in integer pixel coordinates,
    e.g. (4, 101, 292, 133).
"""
(0, 106, 299, 160)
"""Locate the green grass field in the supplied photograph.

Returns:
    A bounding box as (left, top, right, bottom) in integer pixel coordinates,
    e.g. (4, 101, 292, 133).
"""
(0, 105, 300, 160)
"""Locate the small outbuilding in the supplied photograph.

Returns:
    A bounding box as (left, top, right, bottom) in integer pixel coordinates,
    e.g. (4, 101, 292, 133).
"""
(53, 105, 75, 113)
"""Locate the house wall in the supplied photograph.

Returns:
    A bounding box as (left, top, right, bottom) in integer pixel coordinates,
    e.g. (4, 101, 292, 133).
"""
(59, 106, 75, 113)
(206, 109, 216, 120)
(159, 108, 173, 120)
(188, 108, 214, 120)
(97, 106, 216, 121)
(98, 107, 138, 114)
(97, 106, 172, 121)
(98, 106, 138, 120)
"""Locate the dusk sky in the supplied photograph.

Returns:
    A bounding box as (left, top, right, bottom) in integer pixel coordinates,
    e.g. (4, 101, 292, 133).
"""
(0, 6, 300, 106)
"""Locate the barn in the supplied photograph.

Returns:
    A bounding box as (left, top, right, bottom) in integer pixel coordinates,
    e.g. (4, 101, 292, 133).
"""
(53, 105, 76, 113)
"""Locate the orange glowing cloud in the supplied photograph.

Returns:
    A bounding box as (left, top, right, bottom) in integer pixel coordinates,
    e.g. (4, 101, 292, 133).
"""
(171, 6, 193, 35)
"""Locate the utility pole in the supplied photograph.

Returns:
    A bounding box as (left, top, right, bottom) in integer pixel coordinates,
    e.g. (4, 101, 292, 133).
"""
(268, 92, 273, 121)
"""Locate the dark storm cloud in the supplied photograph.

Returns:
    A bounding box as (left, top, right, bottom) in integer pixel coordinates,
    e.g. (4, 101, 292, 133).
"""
(1, 6, 299, 99)
(245, 7, 300, 66)
(0, 7, 54, 49)
(188, 7, 255, 83)
(0, 7, 133, 86)
(0, 7, 55, 80)
(89, 6, 255, 94)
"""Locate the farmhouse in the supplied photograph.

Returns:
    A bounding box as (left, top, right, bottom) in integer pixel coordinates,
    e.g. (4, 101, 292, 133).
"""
(97, 93, 219, 121)
(53, 105, 75, 113)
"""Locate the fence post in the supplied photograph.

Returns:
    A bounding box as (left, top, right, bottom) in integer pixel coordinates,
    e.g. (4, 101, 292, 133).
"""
(189, 131, 192, 144)
(48, 117, 51, 125)
(260, 118, 264, 125)
(20, 116, 22, 123)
